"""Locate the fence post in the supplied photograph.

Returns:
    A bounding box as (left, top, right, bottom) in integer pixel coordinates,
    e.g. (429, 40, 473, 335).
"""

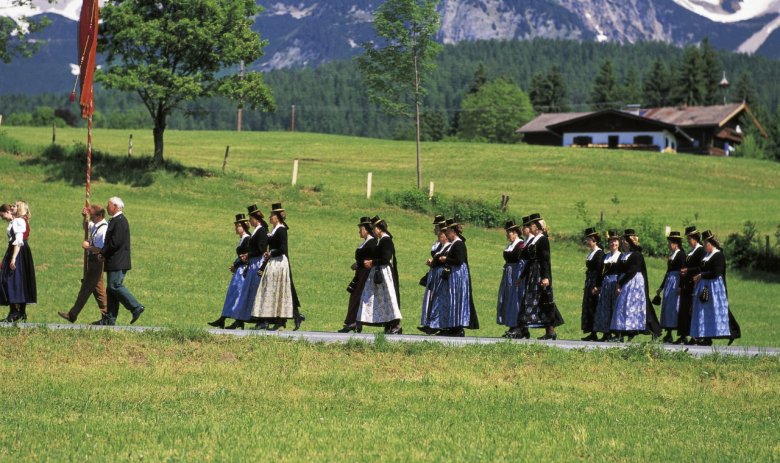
(428, 181, 434, 200)
(767, 235, 771, 257)
(128, 134, 133, 157)
(292, 159, 299, 185)
(665, 226, 671, 237)
(367, 172, 373, 199)
(222, 145, 230, 174)
(52, 124, 56, 144)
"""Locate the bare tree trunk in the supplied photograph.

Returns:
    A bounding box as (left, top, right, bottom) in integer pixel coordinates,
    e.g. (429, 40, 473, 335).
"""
(414, 54, 421, 190)
(153, 106, 166, 167)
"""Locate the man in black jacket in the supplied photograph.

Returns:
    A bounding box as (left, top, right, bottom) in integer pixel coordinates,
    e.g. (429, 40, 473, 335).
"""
(92, 197, 144, 325)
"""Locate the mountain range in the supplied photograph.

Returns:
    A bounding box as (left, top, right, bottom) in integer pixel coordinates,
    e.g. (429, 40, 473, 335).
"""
(1, 0, 780, 95)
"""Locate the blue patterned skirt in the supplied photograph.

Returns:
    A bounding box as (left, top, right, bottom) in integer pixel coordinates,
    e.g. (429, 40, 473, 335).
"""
(593, 274, 617, 333)
(611, 273, 647, 332)
(226, 256, 263, 321)
(496, 261, 526, 327)
(438, 264, 472, 329)
(660, 271, 681, 329)
(690, 277, 731, 338)
(220, 263, 247, 318)
(420, 266, 446, 326)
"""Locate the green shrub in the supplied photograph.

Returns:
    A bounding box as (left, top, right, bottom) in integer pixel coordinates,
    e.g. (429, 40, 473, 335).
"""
(379, 189, 510, 228)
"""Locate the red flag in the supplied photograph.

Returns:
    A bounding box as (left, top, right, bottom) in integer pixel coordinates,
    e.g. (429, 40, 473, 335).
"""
(77, 0, 99, 119)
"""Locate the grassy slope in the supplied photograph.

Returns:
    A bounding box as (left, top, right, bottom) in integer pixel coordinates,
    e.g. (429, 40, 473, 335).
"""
(0, 330, 778, 462)
(0, 127, 779, 347)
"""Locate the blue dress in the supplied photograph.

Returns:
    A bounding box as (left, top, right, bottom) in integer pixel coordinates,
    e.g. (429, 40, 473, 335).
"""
(0, 219, 36, 305)
(659, 249, 685, 329)
(421, 242, 451, 327)
(690, 250, 740, 339)
(229, 226, 267, 321)
(593, 252, 620, 333)
(611, 252, 647, 333)
(496, 239, 526, 328)
(220, 234, 250, 318)
(424, 239, 472, 329)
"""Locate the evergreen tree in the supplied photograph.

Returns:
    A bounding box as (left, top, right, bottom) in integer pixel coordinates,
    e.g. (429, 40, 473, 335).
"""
(642, 59, 672, 107)
(734, 72, 756, 104)
(700, 37, 722, 105)
(468, 63, 488, 94)
(619, 67, 642, 105)
(529, 72, 549, 113)
(590, 59, 620, 110)
(547, 65, 570, 112)
(458, 78, 535, 143)
(672, 46, 706, 106)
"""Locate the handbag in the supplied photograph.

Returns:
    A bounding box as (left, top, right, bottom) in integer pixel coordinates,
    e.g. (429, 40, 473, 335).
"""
(346, 278, 357, 293)
(699, 285, 710, 303)
(440, 266, 451, 280)
(651, 294, 662, 306)
(419, 273, 429, 287)
(374, 269, 384, 285)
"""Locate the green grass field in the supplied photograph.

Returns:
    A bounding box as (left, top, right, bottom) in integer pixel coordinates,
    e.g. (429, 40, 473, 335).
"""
(1, 127, 779, 461)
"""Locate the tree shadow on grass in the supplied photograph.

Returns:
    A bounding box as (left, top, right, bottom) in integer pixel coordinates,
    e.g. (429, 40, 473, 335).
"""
(22, 144, 212, 188)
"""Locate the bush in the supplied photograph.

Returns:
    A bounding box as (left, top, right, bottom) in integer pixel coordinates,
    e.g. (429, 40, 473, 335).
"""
(725, 221, 780, 273)
(379, 189, 510, 228)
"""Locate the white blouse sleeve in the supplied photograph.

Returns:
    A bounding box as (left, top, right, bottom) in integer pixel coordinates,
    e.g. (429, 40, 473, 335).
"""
(11, 219, 25, 246)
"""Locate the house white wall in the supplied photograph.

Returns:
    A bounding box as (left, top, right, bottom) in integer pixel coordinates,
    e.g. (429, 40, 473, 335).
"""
(562, 130, 678, 152)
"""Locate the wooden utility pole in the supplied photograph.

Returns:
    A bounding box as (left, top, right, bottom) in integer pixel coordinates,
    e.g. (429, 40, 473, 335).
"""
(290, 105, 296, 132)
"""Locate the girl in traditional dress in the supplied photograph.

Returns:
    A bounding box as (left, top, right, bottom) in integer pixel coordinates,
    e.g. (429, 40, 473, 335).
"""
(593, 230, 621, 341)
(689, 230, 741, 346)
(251, 203, 303, 331)
(676, 226, 706, 344)
(497, 219, 527, 339)
(338, 216, 376, 333)
(357, 216, 402, 334)
(0, 202, 36, 322)
(418, 225, 451, 335)
(611, 229, 661, 341)
(520, 213, 564, 340)
(223, 205, 268, 329)
(580, 227, 604, 341)
(208, 214, 251, 328)
(656, 231, 685, 343)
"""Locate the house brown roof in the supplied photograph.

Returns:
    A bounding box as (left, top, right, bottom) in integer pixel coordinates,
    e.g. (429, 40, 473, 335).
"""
(516, 112, 591, 133)
(642, 103, 745, 128)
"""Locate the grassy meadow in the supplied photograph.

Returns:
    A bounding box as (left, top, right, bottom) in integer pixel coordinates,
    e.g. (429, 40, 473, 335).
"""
(1, 127, 780, 461)
(1, 126, 778, 344)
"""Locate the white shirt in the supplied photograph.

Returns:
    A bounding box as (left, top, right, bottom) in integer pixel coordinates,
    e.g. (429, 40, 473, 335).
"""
(687, 243, 702, 256)
(604, 251, 621, 264)
(434, 242, 452, 257)
(358, 236, 373, 249)
(269, 223, 286, 236)
(90, 219, 108, 249)
(669, 249, 680, 260)
(528, 233, 543, 246)
(586, 247, 602, 261)
(702, 248, 720, 262)
(505, 237, 523, 252)
(111, 211, 123, 218)
(8, 218, 25, 246)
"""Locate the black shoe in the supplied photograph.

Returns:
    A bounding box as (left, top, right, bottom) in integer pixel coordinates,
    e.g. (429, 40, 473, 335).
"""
(250, 321, 269, 330)
(672, 336, 688, 345)
(684, 337, 698, 346)
(606, 336, 623, 343)
(386, 326, 403, 335)
(436, 328, 464, 337)
(58, 311, 75, 323)
(90, 317, 115, 326)
(293, 314, 305, 331)
(597, 333, 612, 342)
(625, 334, 636, 342)
(504, 328, 529, 339)
(337, 324, 357, 333)
(417, 326, 439, 335)
(727, 337, 736, 346)
(581, 332, 599, 342)
(267, 322, 286, 331)
(224, 320, 245, 330)
(538, 333, 557, 340)
(662, 332, 674, 343)
(207, 316, 226, 328)
(130, 306, 145, 324)
(696, 338, 713, 346)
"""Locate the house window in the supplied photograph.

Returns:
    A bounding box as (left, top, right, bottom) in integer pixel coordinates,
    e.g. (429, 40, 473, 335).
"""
(634, 135, 653, 145)
(608, 135, 619, 149)
(573, 136, 592, 146)
(665, 138, 669, 148)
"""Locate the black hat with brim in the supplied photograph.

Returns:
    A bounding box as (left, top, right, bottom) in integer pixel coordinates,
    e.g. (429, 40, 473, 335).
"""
(358, 216, 372, 226)
(524, 213, 542, 226)
(271, 203, 284, 213)
(667, 231, 683, 242)
(247, 204, 264, 219)
(432, 214, 445, 225)
(584, 227, 599, 239)
(504, 220, 520, 231)
(234, 213, 249, 224)
(685, 225, 699, 237)
(607, 229, 620, 240)
(623, 228, 638, 238)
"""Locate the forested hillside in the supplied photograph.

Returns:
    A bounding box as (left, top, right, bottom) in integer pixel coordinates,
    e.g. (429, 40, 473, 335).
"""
(2, 39, 779, 143)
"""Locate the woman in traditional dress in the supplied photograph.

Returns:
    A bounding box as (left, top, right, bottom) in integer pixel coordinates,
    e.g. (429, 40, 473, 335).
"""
(357, 216, 402, 334)
(656, 231, 685, 343)
(223, 205, 268, 329)
(689, 230, 741, 346)
(338, 216, 376, 333)
(418, 225, 451, 335)
(593, 230, 621, 341)
(520, 213, 564, 340)
(497, 219, 527, 339)
(580, 227, 604, 341)
(0, 202, 36, 322)
(208, 214, 251, 328)
(251, 203, 303, 331)
(611, 229, 661, 341)
(676, 225, 706, 344)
